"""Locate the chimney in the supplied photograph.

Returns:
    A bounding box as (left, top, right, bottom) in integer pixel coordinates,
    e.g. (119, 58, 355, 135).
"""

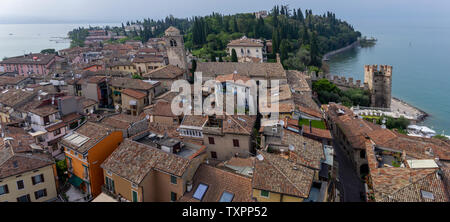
(309, 120, 312, 133)
(276, 53, 281, 63)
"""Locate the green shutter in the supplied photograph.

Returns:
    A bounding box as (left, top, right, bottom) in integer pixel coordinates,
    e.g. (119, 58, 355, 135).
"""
(132, 191, 138, 202)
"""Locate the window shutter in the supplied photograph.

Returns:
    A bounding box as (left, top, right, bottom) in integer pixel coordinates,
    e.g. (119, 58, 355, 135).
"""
(41, 174, 45, 183)
(43, 189, 47, 197)
(34, 191, 38, 199)
(4, 185, 8, 194)
(32, 176, 36, 185)
(112, 180, 115, 193)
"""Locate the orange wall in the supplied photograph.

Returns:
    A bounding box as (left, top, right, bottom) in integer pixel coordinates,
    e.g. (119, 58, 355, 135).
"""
(87, 131, 123, 197)
(65, 131, 123, 197)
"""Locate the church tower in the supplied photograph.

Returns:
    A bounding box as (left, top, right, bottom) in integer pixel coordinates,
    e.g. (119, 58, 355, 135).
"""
(164, 26, 188, 78)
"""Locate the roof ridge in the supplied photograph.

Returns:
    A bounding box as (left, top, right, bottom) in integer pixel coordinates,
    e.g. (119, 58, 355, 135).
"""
(229, 116, 251, 135)
(260, 152, 307, 197)
(378, 169, 439, 201)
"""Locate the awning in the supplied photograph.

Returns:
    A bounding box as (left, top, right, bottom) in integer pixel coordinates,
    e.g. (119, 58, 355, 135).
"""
(68, 175, 83, 187)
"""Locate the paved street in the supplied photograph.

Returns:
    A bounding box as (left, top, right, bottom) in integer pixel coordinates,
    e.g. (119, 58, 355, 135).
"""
(333, 141, 365, 202)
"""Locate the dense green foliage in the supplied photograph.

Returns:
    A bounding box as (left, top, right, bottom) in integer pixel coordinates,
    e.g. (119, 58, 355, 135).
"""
(56, 160, 68, 182)
(68, 27, 89, 47)
(298, 118, 326, 129)
(363, 115, 410, 133)
(433, 134, 449, 141)
(185, 6, 360, 70)
(40, 48, 56, 54)
(312, 79, 370, 107)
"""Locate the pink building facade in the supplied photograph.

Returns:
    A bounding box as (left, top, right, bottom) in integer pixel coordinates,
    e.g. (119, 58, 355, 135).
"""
(0, 53, 58, 76)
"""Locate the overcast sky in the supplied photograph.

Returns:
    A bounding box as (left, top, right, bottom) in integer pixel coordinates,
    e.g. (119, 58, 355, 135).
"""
(1, 0, 449, 26)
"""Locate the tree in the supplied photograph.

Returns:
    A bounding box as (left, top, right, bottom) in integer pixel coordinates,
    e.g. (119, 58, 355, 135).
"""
(231, 49, 238, 62)
(279, 39, 289, 64)
(210, 52, 216, 62)
(218, 54, 223, 62)
(40, 48, 56, 54)
(132, 74, 143, 79)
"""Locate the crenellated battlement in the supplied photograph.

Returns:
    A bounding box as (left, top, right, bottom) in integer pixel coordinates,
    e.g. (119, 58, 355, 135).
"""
(305, 70, 367, 90)
(305, 64, 393, 108)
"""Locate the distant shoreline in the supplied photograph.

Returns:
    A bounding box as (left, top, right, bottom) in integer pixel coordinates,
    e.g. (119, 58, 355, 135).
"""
(322, 40, 360, 61)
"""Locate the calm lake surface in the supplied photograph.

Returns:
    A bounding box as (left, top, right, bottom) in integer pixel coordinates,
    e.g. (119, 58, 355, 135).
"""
(0, 23, 118, 59)
(327, 20, 450, 134)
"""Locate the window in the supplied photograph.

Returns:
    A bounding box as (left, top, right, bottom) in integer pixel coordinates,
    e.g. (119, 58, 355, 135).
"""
(53, 128, 61, 136)
(34, 189, 47, 199)
(211, 151, 217, 159)
(170, 192, 177, 202)
(233, 139, 240, 147)
(170, 175, 177, 185)
(31, 174, 44, 185)
(193, 183, 208, 201)
(208, 137, 215, 145)
(260, 190, 269, 198)
(17, 194, 30, 202)
(105, 177, 115, 192)
(67, 157, 72, 169)
(17, 180, 24, 190)
(0, 185, 9, 195)
(43, 116, 50, 125)
(360, 150, 366, 159)
(219, 191, 234, 202)
(132, 190, 138, 202)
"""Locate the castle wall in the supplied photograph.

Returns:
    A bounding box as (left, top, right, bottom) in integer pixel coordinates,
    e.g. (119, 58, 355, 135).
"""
(307, 64, 392, 108)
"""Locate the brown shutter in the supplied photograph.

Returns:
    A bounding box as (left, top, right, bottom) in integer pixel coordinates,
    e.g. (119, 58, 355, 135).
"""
(31, 176, 36, 185)
(41, 174, 45, 183)
(43, 189, 47, 197)
(34, 191, 38, 199)
(4, 185, 8, 194)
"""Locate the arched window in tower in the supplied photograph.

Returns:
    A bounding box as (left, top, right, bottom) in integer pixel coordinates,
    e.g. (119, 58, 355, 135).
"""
(170, 39, 177, 47)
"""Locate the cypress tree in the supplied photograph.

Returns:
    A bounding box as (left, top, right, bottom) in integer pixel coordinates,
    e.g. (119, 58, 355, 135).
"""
(231, 49, 238, 62)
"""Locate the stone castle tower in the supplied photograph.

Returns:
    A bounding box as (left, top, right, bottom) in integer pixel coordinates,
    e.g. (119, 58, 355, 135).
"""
(364, 64, 393, 108)
(164, 26, 188, 78)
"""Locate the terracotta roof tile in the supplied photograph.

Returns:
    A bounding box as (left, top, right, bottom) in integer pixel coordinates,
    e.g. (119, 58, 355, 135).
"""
(179, 164, 253, 202)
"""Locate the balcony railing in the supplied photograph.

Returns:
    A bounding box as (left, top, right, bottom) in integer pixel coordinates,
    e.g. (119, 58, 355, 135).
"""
(101, 185, 129, 202)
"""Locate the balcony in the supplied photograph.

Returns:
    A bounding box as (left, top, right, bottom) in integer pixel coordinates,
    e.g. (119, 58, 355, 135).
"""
(101, 185, 129, 202)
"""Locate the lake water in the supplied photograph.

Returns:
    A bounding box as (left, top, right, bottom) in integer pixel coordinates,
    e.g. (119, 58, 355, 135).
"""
(327, 21, 450, 134)
(0, 23, 118, 59)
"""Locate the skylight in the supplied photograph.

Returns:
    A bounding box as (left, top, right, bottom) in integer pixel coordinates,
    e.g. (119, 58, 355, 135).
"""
(421, 190, 434, 200)
(219, 191, 234, 202)
(193, 183, 208, 200)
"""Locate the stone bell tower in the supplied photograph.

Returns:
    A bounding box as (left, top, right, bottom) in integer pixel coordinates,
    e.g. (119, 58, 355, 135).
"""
(364, 64, 393, 108)
(164, 26, 188, 78)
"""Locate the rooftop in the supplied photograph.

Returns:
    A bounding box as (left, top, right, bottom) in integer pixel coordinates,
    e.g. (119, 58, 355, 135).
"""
(196, 62, 286, 79)
(109, 77, 156, 91)
(0, 53, 57, 65)
(143, 65, 185, 79)
(101, 138, 200, 184)
(227, 36, 264, 48)
(60, 121, 113, 154)
(252, 150, 315, 198)
(179, 164, 253, 202)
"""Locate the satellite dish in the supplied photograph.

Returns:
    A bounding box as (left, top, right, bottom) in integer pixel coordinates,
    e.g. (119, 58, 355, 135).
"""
(289, 144, 295, 151)
(256, 154, 264, 161)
